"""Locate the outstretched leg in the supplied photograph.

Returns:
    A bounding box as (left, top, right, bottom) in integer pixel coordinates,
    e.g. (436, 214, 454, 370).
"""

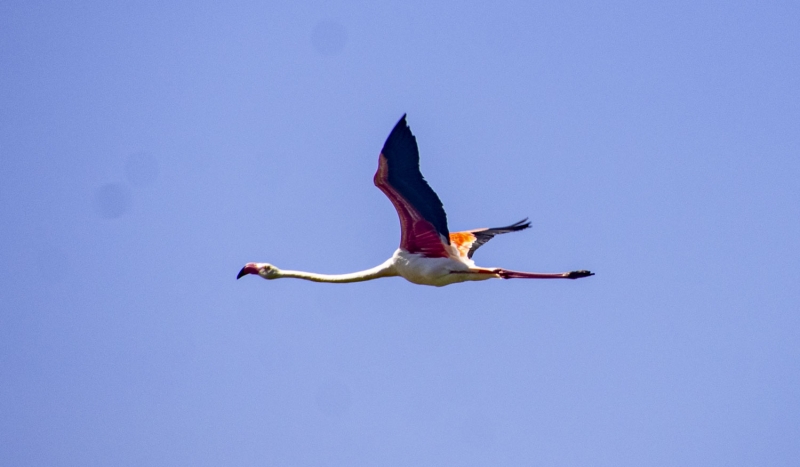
(495, 269, 594, 280)
(450, 268, 594, 280)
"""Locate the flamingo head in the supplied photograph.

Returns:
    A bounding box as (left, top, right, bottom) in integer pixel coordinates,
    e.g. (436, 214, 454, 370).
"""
(237, 262, 280, 280)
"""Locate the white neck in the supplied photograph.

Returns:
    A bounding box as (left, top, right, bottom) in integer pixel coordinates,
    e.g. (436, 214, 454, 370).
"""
(276, 259, 397, 283)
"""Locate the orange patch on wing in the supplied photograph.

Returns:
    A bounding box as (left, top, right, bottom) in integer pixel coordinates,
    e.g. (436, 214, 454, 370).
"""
(449, 232, 477, 259)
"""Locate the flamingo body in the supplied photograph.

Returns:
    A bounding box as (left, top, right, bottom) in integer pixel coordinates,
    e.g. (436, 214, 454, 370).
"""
(237, 115, 594, 286)
(390, 249, 489, 287)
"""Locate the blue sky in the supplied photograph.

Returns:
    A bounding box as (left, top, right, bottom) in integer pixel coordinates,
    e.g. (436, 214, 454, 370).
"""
(1, 1, 798, 465)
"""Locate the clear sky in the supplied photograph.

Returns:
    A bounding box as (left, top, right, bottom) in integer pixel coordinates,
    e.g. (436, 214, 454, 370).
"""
(1, 1, 798, 465)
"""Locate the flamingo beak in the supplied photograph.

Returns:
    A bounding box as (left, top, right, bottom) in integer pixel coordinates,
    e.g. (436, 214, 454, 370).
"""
(237, 263, 259, 279)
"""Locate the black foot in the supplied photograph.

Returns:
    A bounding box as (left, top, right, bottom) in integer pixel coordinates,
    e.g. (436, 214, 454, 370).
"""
(566, 270, 594, 279)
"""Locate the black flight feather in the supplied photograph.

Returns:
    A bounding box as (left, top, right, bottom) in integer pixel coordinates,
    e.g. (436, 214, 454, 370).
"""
(468, 218, 531, 258)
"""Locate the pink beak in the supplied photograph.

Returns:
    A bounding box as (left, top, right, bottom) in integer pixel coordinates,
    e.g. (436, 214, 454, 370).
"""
(237, 263, 259, 279)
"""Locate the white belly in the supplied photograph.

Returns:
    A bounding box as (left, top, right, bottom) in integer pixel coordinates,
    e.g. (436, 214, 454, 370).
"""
(390, 249, 495, 287)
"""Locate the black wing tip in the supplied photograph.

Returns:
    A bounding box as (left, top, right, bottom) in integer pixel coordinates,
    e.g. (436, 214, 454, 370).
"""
(392, 113, 409, 131)
(395, 113, 410, 132)
(511, 218, 532, 230)
(488, 218, 531, 233)
(382, 114, 413, 154)
(466, 218, 532, 259)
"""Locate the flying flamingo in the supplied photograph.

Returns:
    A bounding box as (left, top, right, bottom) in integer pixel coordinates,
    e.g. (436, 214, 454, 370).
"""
(237, 115, 593, 287)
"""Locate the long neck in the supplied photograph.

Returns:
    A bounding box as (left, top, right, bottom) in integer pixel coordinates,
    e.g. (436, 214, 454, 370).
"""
(277, 259, 397, 283)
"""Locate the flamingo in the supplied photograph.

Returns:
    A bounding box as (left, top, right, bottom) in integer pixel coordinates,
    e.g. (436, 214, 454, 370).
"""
(237, 115, 593, 287)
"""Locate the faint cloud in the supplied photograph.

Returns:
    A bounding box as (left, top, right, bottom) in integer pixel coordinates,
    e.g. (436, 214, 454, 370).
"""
(94, 183, 131, 219)
(124, 152, 159, 187)
(311, 20, 348, 56)
(315, 379, 352, 418)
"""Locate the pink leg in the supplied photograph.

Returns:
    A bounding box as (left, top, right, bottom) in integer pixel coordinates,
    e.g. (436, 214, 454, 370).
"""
(450, 269, 593, 279)
(496, 269, 594, 280)
(449, 268, 501, 277)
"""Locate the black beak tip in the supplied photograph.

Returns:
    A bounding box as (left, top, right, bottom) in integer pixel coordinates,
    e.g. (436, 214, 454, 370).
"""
(236, 267, 248, 280)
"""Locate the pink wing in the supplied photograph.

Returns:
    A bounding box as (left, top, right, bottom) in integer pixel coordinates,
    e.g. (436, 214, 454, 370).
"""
(374, 115, 451, 258)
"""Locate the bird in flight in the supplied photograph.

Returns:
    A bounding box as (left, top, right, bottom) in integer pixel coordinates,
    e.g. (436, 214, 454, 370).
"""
(238, 115, 593, 287)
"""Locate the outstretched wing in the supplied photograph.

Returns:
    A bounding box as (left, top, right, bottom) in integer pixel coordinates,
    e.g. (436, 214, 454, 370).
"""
(450, 219, 531, 259)
(374, 115, 451, 258)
